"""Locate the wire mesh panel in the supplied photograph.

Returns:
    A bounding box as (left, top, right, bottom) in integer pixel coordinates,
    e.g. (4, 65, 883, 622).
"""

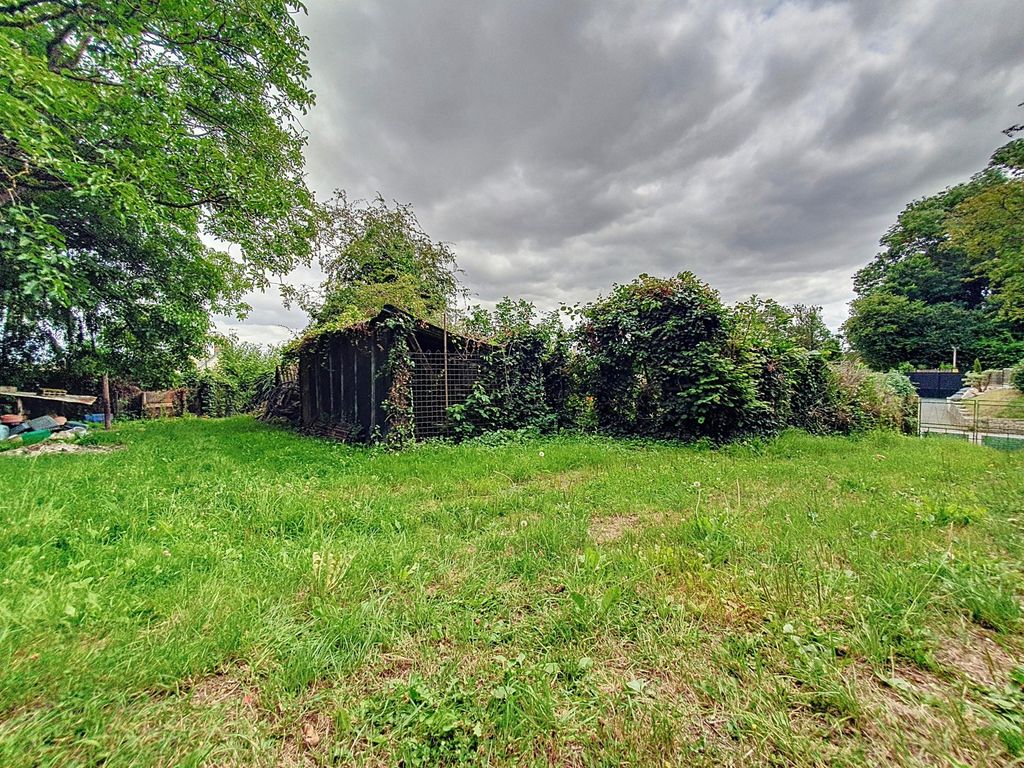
(410, 350, 481, 439)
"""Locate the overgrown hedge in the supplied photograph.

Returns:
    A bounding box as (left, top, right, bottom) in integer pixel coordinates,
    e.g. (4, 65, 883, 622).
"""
(186, 370, 275, 418)
(577, 273, 762, 441)
(184, 335, 279, 417)
(448, 273, 918, 444)
(448, 328, 559, 438)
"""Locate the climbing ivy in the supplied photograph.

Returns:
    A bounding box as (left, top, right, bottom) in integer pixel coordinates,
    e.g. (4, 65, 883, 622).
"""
(448, 300, 569, 438)
(379, 313, 416, 447)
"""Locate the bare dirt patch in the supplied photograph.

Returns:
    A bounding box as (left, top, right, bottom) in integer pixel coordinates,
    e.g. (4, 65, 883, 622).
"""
(853, 662, 1004, 766)
(589, 514, 639, 544)
(2, 441, 122, 457)
(188, 669, 259, 720)
(276, 711, 333, 767)
(548, 468, 599, 492)
(935, 628, 1022, 687)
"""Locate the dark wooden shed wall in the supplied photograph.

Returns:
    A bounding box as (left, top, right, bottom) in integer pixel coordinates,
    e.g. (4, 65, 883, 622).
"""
(298, 308, 489, 443)
(299, 327, 393, 440)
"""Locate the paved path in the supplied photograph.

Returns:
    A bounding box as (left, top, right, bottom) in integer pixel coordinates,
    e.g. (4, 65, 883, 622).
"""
(919, 397, 965, 429)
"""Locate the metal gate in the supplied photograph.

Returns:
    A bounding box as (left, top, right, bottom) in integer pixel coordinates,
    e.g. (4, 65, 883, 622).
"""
(919, 397, 1024, 450)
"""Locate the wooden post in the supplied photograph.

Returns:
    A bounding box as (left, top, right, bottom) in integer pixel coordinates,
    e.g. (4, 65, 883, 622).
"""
(443, 314, 450, 410)
(102, 374, 112, 431)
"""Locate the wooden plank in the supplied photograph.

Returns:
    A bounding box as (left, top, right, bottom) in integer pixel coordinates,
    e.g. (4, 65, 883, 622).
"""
(102, 375, 112, 431)
(0, 390, 97, 406)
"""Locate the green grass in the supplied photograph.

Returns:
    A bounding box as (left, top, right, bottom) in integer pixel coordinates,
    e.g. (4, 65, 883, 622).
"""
(2, 418, 1023, 766)
(974, 387, 1024, 419)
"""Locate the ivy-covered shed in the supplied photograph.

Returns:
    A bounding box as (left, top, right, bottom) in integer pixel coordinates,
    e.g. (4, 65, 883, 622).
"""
(297, 306, 487, 442)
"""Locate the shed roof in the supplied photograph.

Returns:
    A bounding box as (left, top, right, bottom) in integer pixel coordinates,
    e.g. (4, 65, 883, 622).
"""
(298, 305, 492, 351)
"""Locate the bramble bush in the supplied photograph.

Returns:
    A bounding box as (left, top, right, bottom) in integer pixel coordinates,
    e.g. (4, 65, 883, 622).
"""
(448, 300, 568, 438)
(186, 335, 279, 417)
(445, 273, 917, 444)
(576, 273, 763, 441)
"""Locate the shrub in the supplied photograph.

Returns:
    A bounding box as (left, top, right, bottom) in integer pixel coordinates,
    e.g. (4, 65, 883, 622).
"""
(834, 364, 918, 434)
(577, 273, 762, 442)
(1013, 360, 1024, 393)
(451, 329, 555, 437)
(186, 334, 279, 417)
(787, 357, 918, 435)
(788, 353, 845, 434)
(445, 274, 918, 444)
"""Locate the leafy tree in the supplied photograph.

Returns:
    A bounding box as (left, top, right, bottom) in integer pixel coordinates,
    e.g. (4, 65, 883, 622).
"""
(732, 296, 840, 358)
(288, 194, 461, 330)
(947, 142, 1024, 326)
(0, 194, 246, 388)
(1, 0, 317, 384)
(843, 293, 993, 371)
(789, 305, 841, 357)
(459, 297, 563, 341)
(731, 296, 795, 351)
(845, 138, 1024, 369)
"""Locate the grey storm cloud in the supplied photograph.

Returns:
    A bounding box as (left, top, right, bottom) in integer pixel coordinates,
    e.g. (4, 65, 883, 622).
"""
(227, 0, 1024, 342)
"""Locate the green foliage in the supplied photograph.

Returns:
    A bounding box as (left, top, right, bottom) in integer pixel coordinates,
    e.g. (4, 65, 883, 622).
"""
(730, 298, 841, 436)
(187, 334, 279, 417)
(379, 313, 416, 447)
(845, 139, 1024, 370)
(1, 196, 245, 390)
(288, 194, 461, 332)
(0, 0, 317, 386)
(732, 296, 840, 359)
(1013, 360, 1024, 394)
(577, 273, 765, 442)
(836, 364, 919, 434)
(449, 298, 568, 438)
(786, 357, 918, 435)
(445, 275, 915, 446)
(0, 1, 316, 285)
(948, 149, 1024, 326)
(788, 354, 844, 434)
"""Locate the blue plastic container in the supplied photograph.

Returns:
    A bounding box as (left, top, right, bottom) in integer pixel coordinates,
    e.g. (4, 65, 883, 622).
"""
(84, 413, 107, 423)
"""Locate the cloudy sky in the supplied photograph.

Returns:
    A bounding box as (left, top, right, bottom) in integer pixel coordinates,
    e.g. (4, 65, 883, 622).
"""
(218, 0, 1024, 346)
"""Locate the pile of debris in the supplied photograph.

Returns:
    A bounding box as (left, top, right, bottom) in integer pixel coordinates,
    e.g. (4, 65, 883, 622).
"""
(1, 413, 91, 449)
(259, 380, 300, 425)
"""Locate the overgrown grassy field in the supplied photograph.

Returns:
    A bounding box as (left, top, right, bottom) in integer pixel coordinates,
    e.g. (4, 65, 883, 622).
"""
(2, 418, 1023, 767)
